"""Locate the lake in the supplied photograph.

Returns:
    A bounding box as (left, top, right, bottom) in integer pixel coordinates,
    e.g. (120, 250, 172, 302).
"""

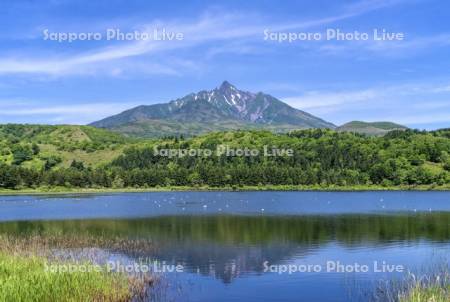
(0, 191, 449, 301)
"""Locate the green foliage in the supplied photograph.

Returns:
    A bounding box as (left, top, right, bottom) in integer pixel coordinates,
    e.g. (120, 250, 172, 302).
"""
(0, 124, 131, 169)
(11, 145, 33, 165)
(70, 160, 85, 170)
(444, 161, 450, 172)
(337, 121, 407, 136)
(31, 143, 40, 155)
(0, 128, 448, 189)
(399, 283, 449, 302)
(106, 129, 449, 188)
(1, 212, 449, 247)
(0, 253, 130, 301)
(0, 124, 130, 155)
(42, 155, 62, 171)
(0, 163, 20, 188)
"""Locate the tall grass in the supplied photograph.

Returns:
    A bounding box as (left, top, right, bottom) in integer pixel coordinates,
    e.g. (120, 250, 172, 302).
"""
(370, 264, 449, 302)
(0, 234, 155, 301)
(398, 272, 449, 302)
(0, 253, 130, 301)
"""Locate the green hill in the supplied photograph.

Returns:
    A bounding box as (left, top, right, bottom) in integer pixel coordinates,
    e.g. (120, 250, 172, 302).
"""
(0, 124, 132, 169)
(337, 121, 407, 136)
(0, 126, 449, 190)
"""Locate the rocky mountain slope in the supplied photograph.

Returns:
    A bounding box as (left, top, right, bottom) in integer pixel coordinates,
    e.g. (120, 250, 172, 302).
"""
(90, 81, 336, 137)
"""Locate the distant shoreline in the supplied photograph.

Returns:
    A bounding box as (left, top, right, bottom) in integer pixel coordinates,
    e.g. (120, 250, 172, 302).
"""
(0, 185, 449, 196)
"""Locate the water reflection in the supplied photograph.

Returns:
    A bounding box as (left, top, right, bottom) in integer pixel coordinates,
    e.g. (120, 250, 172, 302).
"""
(0, 213, 448, 284)
(1, 191, 449, 301)
(1, 191, 450, 221)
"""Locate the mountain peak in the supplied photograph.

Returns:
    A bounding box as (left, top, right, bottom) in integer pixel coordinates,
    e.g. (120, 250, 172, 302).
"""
(90, 82, 336, 137)
(218, 81, 236, 92)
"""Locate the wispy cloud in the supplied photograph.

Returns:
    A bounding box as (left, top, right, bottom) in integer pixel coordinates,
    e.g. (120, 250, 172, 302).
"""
(283, 82, 450, 109)
(0, 0, 408, 77)
(282, 81, 450, 127)
(386, 112, 450, 125)
(283, 89, 378, 109)
(317, 32, 450, 58)
(0, 101, 139, 124)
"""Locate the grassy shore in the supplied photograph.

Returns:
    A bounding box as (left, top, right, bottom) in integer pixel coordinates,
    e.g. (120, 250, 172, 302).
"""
(0, 235, 154, 301)
(372, 265, 450, 302)
(400, 285, 450, 302)
(0, 253, 130, 301)
(395, 273, 449, 302)
(0, 184, 449, 195)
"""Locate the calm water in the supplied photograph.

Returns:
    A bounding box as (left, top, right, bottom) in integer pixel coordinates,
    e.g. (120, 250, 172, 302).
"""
(0, 191, 449, 302)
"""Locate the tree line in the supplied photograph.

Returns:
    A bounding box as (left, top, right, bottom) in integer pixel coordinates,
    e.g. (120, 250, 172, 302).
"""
(0, 129, 449, 189)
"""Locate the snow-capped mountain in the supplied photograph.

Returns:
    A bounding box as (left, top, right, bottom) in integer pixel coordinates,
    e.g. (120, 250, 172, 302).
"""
(90, 81, 336, 137)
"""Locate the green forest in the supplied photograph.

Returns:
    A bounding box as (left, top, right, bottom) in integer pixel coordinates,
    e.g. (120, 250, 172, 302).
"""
(0, 124, 449, 190)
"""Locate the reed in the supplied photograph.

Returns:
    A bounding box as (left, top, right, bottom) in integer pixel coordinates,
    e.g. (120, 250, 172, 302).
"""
(0, 234, 155, 301)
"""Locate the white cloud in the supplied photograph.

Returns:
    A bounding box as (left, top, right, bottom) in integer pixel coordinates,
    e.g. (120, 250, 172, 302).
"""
(0, 0, 409, 76)
(386, 113, 450, 125)
(283, 89, 377, 109)
(282, 81, 450, 127)
(0, 102, 139, 124)
(283, 82, 450, 109)
(317, 32, 450, 58)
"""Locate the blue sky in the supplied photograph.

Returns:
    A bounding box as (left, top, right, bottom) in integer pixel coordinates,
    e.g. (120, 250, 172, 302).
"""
(0, 0, 449, 129)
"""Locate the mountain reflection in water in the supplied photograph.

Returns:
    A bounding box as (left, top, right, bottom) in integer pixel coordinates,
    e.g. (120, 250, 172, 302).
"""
(1, 213, 448, 284)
